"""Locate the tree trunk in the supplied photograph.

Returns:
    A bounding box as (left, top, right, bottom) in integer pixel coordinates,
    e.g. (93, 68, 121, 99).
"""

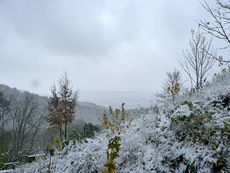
(64, 123, 67, 140)
(59, 128, 63, 142)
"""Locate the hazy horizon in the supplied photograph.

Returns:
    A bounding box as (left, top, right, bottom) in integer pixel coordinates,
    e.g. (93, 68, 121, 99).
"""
(0, 0, 220, 97)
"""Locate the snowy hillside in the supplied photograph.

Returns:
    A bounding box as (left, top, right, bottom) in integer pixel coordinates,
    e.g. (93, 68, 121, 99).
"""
(0, 84, 106, 126)
(22, 70, 230, 172)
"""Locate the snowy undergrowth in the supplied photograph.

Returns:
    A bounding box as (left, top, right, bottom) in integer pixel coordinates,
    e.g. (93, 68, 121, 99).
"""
(23, 71, 230, 172)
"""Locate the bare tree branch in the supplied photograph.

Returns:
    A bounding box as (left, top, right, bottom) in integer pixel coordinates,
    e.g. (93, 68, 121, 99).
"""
(181, 30, 216, 90)
(199, 0, 230, 48)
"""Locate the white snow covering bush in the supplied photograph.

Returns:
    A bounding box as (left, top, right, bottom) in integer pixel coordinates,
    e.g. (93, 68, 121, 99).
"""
(22, 70, 230, 172)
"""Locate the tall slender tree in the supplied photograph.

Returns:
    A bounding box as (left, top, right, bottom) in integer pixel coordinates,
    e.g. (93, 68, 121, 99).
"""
(46, 74, 78, 141)
(46, 85, 64, 141)
(181, 30, 215, 90)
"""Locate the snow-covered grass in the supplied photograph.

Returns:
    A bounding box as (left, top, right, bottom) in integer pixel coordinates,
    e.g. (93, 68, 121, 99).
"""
(22, 70, 230, 172)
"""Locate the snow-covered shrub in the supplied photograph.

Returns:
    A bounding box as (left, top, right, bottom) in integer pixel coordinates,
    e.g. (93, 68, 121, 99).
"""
(171, 101, 214, 144)
(22, 71, 230, 172)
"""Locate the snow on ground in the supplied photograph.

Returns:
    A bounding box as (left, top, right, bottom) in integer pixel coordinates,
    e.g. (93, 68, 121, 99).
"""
(22, 70, 230, 172)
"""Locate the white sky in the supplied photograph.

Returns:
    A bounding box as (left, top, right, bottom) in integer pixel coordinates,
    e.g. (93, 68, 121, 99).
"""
(0, 0, 220, 96)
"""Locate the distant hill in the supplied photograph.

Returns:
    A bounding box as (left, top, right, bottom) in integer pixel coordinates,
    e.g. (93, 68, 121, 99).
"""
(79, 90, 153, 109)
(0, 84, 106, 125)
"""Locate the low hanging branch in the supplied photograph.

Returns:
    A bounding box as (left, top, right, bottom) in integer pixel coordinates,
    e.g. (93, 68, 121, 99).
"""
(199, 47, 230, 65)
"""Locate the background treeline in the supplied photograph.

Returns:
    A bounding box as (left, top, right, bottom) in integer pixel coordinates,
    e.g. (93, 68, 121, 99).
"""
(0, 83, 103, 168)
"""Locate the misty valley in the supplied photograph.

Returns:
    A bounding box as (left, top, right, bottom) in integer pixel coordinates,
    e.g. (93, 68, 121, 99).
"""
(1, 0, 230, 172)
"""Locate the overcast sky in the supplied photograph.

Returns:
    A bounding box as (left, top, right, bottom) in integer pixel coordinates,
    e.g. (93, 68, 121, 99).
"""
(0, 0, 218, 96)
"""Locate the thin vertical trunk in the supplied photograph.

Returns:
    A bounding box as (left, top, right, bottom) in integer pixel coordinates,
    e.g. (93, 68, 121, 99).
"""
(59, 128, 63, 142)
(64, 123, 67, 140)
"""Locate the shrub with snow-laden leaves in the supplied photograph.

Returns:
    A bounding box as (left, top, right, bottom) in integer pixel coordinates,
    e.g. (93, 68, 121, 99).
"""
(22, 70, 230, 172)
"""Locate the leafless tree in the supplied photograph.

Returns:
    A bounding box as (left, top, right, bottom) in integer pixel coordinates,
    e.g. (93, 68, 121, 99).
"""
(46, 73, 78, 141)
(9, 92, 44, 159)
(181, 30, 216, 90)
(199, 0, 230, 65)
(0, 91, 10, 130)
(156, 69, 182, 102)
(164, 70, 182, 101)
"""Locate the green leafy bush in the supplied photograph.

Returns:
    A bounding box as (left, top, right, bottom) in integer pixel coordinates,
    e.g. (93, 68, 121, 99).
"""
(82, 123, 100, 138)
(103, 136, 121, 173)
(63, 130, 85, 147)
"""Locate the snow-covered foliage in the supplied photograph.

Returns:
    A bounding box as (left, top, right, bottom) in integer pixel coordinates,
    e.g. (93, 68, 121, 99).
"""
(22, 70, 230, 172)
